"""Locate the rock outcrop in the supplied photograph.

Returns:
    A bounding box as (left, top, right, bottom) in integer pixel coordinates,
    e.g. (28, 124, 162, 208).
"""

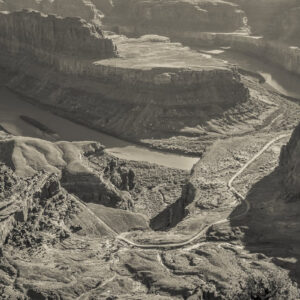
(0, 10, 116, 60)
(0, 10, 262, 155)
(203, 33, 300, 76)
(0, 136, 134, 210)
(104, 0, 247, 37)
(231, 0, 300, 43)
(0, 0, 103, 24)
(280, 122, 300, 198)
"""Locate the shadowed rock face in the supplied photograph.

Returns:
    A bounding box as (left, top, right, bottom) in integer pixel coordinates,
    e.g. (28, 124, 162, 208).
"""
(0, 137, 134, 210)
(280, 122, 300, 198)
(0, 10, 117, 59)
(231, 0, 300, 42)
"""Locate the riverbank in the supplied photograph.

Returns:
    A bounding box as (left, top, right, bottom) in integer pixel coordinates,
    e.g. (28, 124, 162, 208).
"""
(0, 86, 199, 170)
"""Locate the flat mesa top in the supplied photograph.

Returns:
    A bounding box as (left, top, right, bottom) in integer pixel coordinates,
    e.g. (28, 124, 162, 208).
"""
(94, 34, 228, 71)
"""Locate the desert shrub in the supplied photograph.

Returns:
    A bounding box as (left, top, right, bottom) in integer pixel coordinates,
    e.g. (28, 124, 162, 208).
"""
(232, 271, 300, 300)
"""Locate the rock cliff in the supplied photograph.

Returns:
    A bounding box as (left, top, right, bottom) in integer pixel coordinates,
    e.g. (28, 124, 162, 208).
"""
(0, 10, 116, 60)
(104, 0, 247, 37)
(0, 0, 103, 24)
(280, 122, 300, 198)
(0, 10, 266, 155)
(231, 0, 300, 43)
(210, 33, 300, 76)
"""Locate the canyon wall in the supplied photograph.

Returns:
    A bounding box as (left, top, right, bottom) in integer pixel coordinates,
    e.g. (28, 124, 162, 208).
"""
(231, 0, 300, 43)
(216, 35, 300, 76)
(0, 10, 116, 60)
(0, 0, 103, 24)
(188, 32, 300, 76)
(280, 122, 300, 198)
(104, 0, 247, 37)
(0, 10, 251, 153)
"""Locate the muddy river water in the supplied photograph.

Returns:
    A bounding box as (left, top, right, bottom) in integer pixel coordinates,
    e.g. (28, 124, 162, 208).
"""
(0, 48, 299, 170)
(0, 87, 199, 170)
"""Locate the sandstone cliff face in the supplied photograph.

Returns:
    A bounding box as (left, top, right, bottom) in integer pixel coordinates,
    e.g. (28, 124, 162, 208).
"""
(280, 122, 300, 198)
(0, 10, 116, 60)
(0, 0, 103, 24)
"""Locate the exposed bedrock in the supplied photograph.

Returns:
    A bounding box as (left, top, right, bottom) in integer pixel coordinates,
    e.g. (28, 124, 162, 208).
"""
(0, 136, 133, 210)
(193, 33, 300, 76)
(61, 169, 134, 210)
(220, 35, 300, 76)
(0, 10, 252, 154)
(231, 0, 300, 43)
(0, 0, 103, 24)
(0, 10, 117, 60)
(150, 182, 196, 230)
(104, 0, 247, 37)
(91, 0, 114, 14)
(280, 122, 300, 199)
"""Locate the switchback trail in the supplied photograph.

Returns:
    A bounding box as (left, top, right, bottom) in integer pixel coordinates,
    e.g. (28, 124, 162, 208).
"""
(116, 133, 290, 249)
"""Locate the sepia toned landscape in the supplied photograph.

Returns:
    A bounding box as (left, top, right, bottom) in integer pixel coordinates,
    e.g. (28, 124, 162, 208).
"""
(0, 0, 300, 299)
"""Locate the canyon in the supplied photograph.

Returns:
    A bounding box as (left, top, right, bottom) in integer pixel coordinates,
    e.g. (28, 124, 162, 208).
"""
(0, 9, 270, 156)
(0, 0, 300, 299)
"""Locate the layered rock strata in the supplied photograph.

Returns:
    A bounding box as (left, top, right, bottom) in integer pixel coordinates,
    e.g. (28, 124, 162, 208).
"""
(0, 0, 103, 24)
(200, 33, 300, 76)
(280, 122, 300, 198)
(231, 0, 300, 43)
(0, 10, 116, 60)
(0, 10, 255, 154)
(104, 0, 247, 37)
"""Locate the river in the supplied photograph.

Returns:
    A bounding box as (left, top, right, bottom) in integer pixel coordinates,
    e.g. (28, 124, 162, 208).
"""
(0, 49, 299, 171)
(0, 87, 199, 170)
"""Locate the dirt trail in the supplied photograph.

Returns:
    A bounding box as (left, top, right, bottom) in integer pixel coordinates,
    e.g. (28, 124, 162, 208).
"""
(116, 133, 290, 249)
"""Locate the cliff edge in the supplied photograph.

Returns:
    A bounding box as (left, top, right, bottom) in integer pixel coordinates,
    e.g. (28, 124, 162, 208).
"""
(0, 10, 117, 59)
(0, 10, 277, 155)
(280, 122, 300, 198)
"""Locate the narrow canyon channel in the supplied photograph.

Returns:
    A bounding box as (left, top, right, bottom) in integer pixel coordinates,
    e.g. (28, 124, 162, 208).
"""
(1, 50, 300, 171)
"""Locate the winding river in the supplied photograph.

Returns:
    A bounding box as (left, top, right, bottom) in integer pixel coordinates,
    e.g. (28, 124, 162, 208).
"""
(0, 48, 299, 171)
(0, 87, 199, 170)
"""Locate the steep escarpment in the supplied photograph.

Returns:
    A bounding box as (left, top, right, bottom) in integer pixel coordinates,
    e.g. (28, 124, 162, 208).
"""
(207, 1, 300, 76)
(104, 0, 247, 38)
(280, 122, 300, 198)
(0, 0, 103, 24)
(0, 10, 269, 155)
(279, 6, 300, 45)
(0, 10, 116, 60)
(209, 34, 300, 75)
(231, 0, 300, 43)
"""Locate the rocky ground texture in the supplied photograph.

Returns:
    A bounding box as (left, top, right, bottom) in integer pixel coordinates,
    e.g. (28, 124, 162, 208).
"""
(0, 1, 300, 299)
